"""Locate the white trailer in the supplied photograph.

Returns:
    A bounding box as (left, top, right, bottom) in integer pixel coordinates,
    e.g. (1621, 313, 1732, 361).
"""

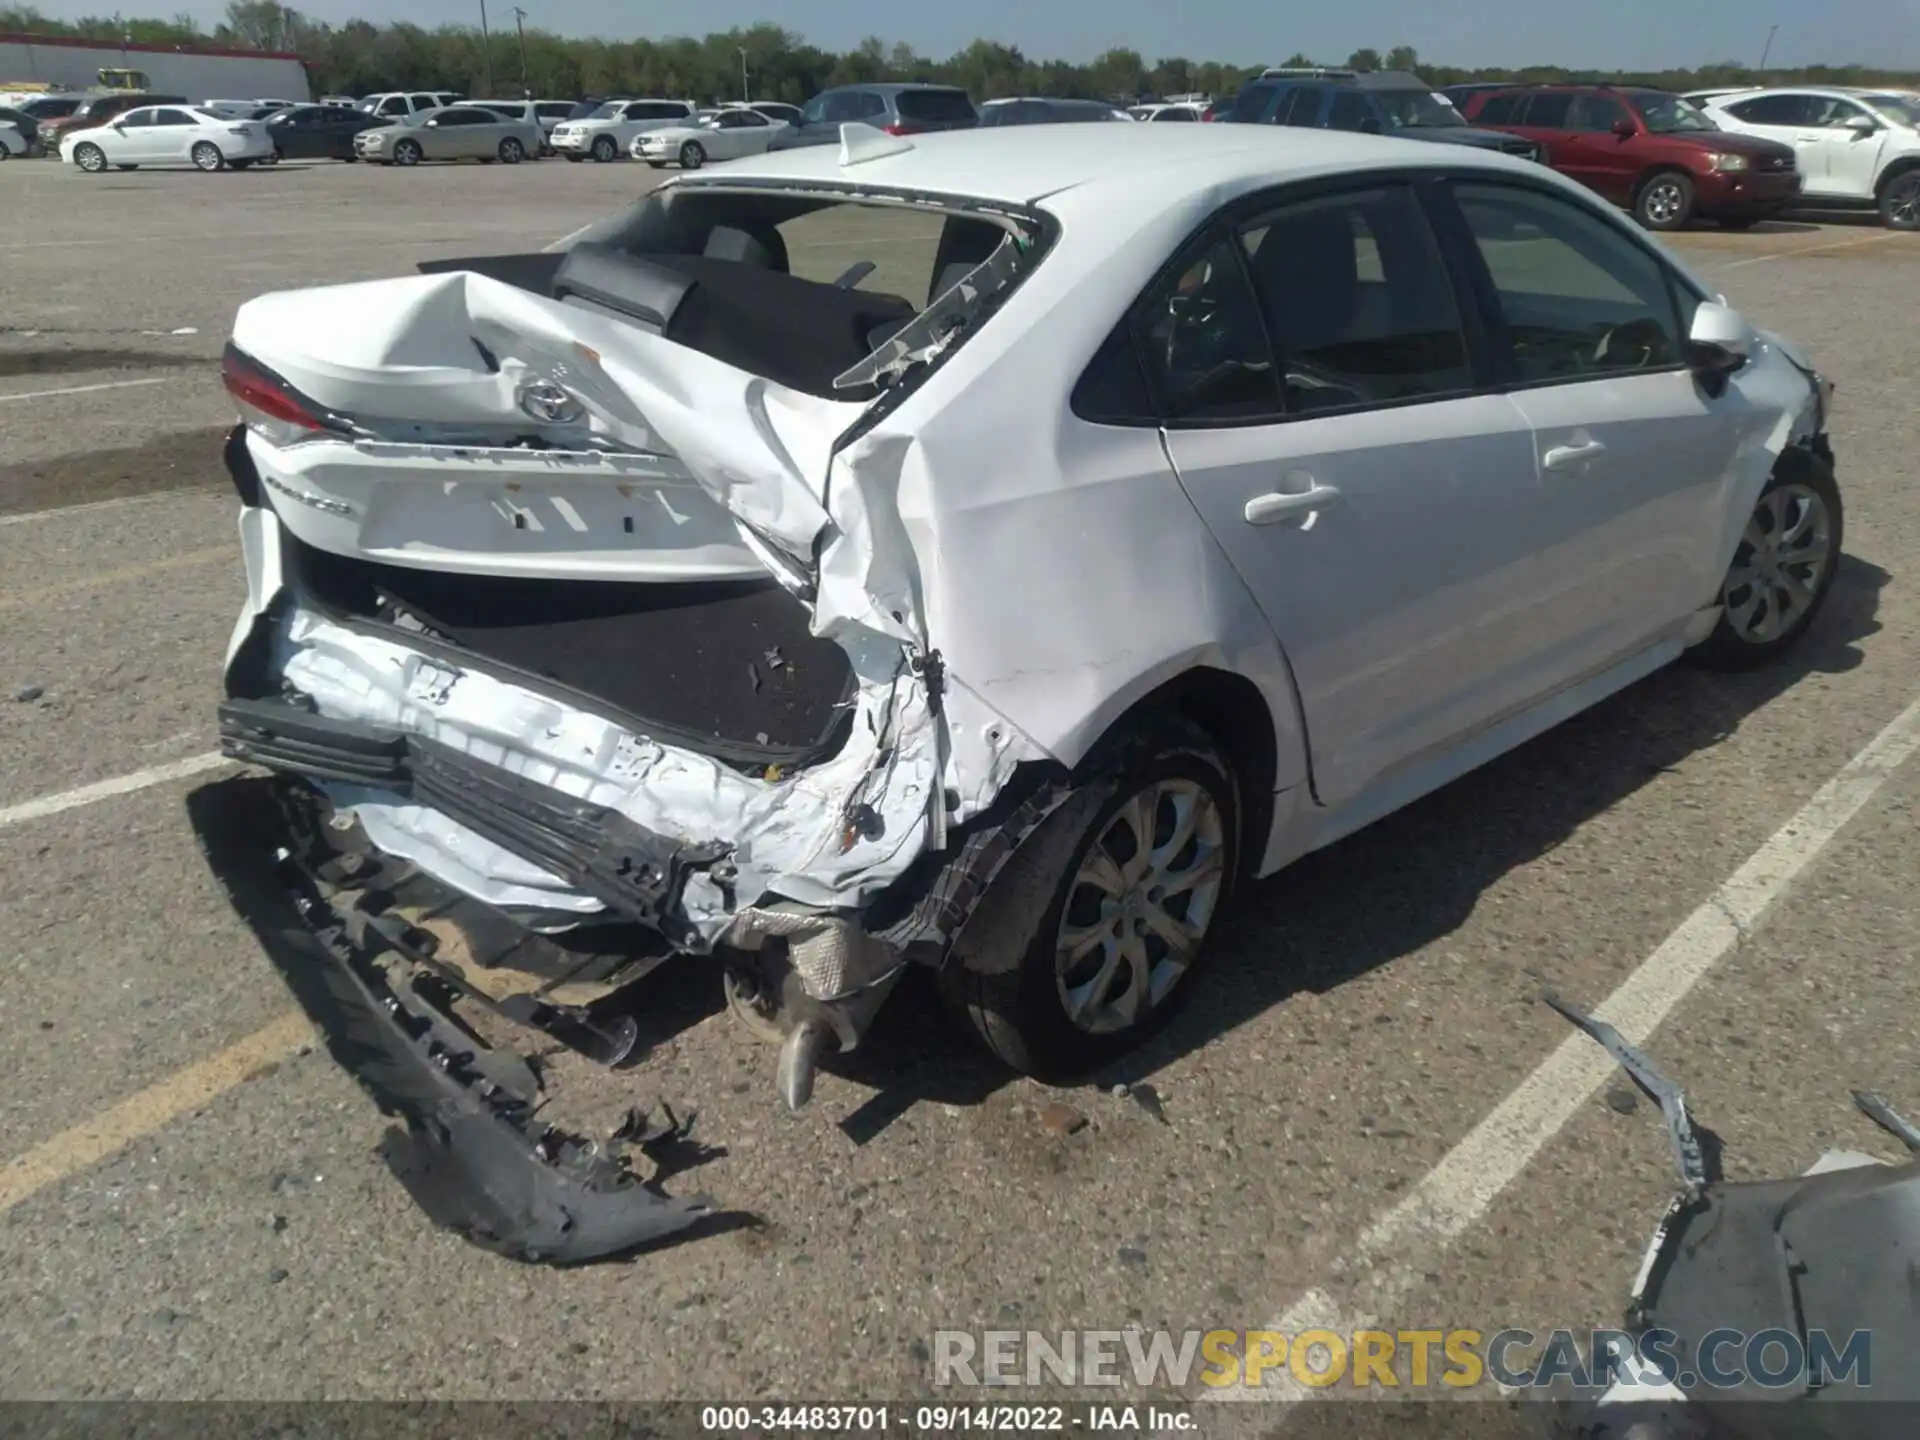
(0, 31, 310, 105)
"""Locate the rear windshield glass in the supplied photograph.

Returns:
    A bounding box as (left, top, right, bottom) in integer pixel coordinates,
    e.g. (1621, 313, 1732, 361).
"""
(548, 185, 1049, 400)
(895, 89, 976, 122)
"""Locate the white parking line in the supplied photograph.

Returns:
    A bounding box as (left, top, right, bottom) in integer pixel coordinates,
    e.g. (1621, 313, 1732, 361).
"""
(0, 490, 218, 528)
(0, 752, 234, 831)
(0, 376, 177, 403)
(1211, 689, 1920, 1404)
(1721, 231, 1899, 268)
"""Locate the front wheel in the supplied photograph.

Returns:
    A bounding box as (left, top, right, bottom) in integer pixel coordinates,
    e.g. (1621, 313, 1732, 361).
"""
(393, 139, 422, 166)
(72, 143, 107, 173)
(191, 141, 224, 172)
(590, 135, 616, 162)
(1878, 169, 1920, 230)
(678, 140, 705, 170)
(1635, 170, 1695, 231)
(939, 720, 1239, 1079)
(498, 137, 524, 163)
(1688, 453, 1843, 672)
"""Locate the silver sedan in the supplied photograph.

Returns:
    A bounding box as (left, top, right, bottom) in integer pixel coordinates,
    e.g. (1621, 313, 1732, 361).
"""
(354, 105, 544, 166)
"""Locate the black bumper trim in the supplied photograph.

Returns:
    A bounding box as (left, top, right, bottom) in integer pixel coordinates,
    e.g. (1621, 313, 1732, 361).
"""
(186, 775, 720, 1265)
(219, 696, 731, 948)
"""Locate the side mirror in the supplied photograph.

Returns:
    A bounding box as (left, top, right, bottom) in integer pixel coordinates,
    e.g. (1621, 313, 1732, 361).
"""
(425, 119, 439, 127)
(1612, 118, 1636, 138)
(1686, 300, 1755, 393)
(1844, 113, 1878, 134)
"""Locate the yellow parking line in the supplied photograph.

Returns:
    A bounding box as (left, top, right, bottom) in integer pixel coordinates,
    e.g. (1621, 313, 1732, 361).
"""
(0, 1011, 313, 1216)
(0, 545, 231, 612)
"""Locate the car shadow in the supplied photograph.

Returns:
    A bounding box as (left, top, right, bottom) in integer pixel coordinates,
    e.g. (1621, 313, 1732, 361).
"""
(828, 553, 1889, 1131)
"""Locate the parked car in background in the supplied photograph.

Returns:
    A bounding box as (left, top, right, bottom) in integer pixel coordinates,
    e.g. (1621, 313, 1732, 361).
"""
(0, 103, 40, 151)
(17, 94, 83, 125)
(0, 119, 25, 158)
(262, 102, 384, 161)
(203, 97, 296, 118)
(549, 98, 695, 161)
(1683, 87, 1755, 106)
(1699, 87, 1920, 228)
(1128, 101, 1204, 122)
(1441, 81, 1517, 106)
(61, 103, 272, 172)
(41, 91, 189, 147)
(357, 91, 461, 121)
(470, 99, 571, 154)
(630, 106, 790, 167)
(1223, 68, 1545, 160)
(354, 104, 543, 166)
(768, 83, 977, 148)
(1457, 85, 1801, 229)
(980, 97, 1134, 125)
(730, 99, 802, 126)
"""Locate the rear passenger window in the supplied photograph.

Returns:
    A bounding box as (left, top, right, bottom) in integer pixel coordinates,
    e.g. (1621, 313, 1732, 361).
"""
(1476, 94, 1519, 124)
(1135, 234, 1283, 422)
(1452, 182, 1684, 383)
(1567, 95, 1629, 132)
(1326, 91, 1372, 131)
(1277, 87, 1322, 126)
(1522, 93, 1573, 127)
(1235, 185, 1474, 415)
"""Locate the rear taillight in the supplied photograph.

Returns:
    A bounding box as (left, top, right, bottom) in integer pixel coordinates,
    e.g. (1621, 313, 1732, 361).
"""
(222, 344, 340, 444)
(882, 122, 913, 135)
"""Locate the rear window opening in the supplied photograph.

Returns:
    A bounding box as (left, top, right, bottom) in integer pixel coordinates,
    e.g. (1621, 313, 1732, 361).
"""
(529, 186, 1050, 401)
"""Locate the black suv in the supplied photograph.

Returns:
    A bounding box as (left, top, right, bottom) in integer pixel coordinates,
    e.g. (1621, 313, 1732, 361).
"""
(770, 83, 977, 149)
(1221, 68, 1542, 161)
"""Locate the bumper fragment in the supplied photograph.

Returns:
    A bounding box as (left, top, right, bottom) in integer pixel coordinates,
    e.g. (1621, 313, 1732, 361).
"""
(219, 695, 731, 948)
(187, 774, 720, 1265)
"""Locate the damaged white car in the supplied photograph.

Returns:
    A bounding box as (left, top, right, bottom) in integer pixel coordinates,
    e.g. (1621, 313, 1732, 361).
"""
(197, 122, 1841, 1262)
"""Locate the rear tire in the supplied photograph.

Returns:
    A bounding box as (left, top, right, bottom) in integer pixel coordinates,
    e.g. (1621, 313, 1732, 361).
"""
(1877, 168, 1920, 230)
(938, 719, 1239, 1081)
(1635, 169, 1695, 230)
(191, 141, 224, 172)
(1687, 452, 1843, 672)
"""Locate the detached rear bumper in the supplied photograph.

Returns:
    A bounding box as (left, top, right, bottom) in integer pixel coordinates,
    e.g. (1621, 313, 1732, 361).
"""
(187, 773, 717, 1264)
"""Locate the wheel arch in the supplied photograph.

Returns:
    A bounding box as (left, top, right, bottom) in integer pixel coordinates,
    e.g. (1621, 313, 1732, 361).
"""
(1874, 155, 1920, 198)
(1063, 661, 1296, 882)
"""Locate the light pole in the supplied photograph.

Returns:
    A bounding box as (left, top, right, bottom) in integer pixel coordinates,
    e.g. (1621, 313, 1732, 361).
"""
(513, 6, 531, 97)
(738, 47, 749, 103)
(1760, 24, 1779, 70)
(478, 0, 496, 97)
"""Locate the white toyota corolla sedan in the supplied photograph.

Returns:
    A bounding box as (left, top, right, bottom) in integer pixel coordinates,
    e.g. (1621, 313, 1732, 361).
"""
(61, 102, 274, 172)
(201, 123, 1840, 1261)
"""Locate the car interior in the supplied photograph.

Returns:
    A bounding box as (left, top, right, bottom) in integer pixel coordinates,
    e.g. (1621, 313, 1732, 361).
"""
(420, 195, 1015, 401)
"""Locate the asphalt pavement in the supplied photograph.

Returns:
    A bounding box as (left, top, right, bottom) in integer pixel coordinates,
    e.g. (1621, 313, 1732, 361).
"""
(1, 157, 1916, 1420)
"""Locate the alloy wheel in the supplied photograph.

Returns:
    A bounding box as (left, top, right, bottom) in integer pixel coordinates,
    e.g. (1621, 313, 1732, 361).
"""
(74, 143, 104, 173)
(394, 140, 421, 166)
(680, 141, 704, 169)
(192, 142, 222, 171)
(1053, 778, 1226, 1036)
(1722, 483, 1836, 645)
(1886, 174, 1920, 228)
(1644, 180, 1685, 225)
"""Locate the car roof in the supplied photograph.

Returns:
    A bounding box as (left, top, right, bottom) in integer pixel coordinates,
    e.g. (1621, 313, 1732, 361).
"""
(668, 122, 1547, 207)
(819, 82, 968, 95)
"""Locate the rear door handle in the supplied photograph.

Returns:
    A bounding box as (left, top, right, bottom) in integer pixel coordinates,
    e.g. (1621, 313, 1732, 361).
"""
(1244, 483, 1342, 525)
(1543, 438, 1606, 470)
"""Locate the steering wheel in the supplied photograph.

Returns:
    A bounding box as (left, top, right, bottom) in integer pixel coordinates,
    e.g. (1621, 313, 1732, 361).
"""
(1591, 316, 1670, 371)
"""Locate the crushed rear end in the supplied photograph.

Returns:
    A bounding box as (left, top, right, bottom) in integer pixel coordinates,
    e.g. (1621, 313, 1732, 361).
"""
(195, 168, 1060, 1260)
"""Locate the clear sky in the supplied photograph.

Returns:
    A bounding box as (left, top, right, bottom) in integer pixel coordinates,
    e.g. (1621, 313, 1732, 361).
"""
(28, 0, 1918, 72)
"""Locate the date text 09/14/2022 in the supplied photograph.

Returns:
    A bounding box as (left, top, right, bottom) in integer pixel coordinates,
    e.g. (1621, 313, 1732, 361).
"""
(699, 1405, 1199, 1433)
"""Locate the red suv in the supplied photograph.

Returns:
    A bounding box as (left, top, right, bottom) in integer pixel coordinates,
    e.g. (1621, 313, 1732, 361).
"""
(1457, 85, 1800, 231)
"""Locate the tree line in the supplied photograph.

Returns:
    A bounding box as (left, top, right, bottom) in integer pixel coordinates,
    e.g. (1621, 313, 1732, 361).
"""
(4, 2, 1916, 104)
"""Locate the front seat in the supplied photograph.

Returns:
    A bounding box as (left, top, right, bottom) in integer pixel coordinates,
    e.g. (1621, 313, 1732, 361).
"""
(702, 221, 789, 272)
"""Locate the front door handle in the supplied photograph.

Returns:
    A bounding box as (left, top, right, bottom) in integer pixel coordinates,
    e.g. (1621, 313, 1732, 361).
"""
(1543, 438, 1607, 470)
(1245, 483, 1342, 526)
